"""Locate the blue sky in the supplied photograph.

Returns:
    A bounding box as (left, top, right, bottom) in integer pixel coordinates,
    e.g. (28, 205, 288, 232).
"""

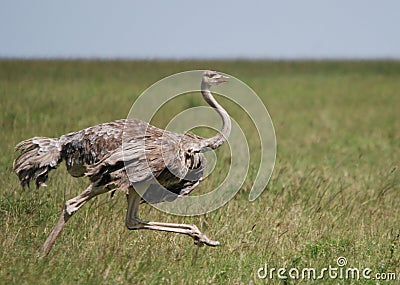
(1, 0, 399, 59)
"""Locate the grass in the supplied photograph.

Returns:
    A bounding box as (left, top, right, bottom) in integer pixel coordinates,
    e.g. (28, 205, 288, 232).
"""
(0, 60, 399, 284)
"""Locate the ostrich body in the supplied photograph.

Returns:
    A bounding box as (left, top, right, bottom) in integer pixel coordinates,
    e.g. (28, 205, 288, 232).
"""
(13, 71, 231, 256)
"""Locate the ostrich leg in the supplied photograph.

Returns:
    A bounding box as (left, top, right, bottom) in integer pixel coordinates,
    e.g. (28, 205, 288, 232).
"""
(42, 184, 108, 257)
(125, 188, 220, 246)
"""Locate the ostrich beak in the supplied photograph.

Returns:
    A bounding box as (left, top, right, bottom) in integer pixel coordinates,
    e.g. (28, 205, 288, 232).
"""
(218, 74, 229, 83)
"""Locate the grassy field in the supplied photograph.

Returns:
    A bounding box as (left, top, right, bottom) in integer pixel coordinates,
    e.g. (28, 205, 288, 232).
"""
(0, 60, 399, 284)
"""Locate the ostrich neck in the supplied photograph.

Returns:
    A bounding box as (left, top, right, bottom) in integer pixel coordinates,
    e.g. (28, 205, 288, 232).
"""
(199, 82, 231, 150)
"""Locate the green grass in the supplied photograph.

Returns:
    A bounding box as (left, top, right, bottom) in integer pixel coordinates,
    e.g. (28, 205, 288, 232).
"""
(1, 60, 399, 284)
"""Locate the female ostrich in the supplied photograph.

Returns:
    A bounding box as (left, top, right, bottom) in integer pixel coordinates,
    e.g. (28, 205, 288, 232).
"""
(13, 70, 230, 256)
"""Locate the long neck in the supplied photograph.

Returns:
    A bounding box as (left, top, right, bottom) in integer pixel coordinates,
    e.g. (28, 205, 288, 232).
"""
(200, 82, 231, 150)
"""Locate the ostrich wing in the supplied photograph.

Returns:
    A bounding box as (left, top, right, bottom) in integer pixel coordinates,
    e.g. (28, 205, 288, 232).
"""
(85, 122, 207, 202)
(85, 120, 182, 186)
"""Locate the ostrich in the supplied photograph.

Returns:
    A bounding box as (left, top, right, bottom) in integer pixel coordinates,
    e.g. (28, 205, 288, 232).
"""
(13, 70, 231, 256)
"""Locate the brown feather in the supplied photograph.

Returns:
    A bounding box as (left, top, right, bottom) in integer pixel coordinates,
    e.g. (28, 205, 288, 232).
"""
(14, 119, 206, 202)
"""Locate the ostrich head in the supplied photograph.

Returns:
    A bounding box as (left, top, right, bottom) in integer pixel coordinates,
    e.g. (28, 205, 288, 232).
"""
(201, 70, 229, 89)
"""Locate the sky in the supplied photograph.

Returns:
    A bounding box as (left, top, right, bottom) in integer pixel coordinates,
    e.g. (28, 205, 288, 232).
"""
(1, 0, 399, 59)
